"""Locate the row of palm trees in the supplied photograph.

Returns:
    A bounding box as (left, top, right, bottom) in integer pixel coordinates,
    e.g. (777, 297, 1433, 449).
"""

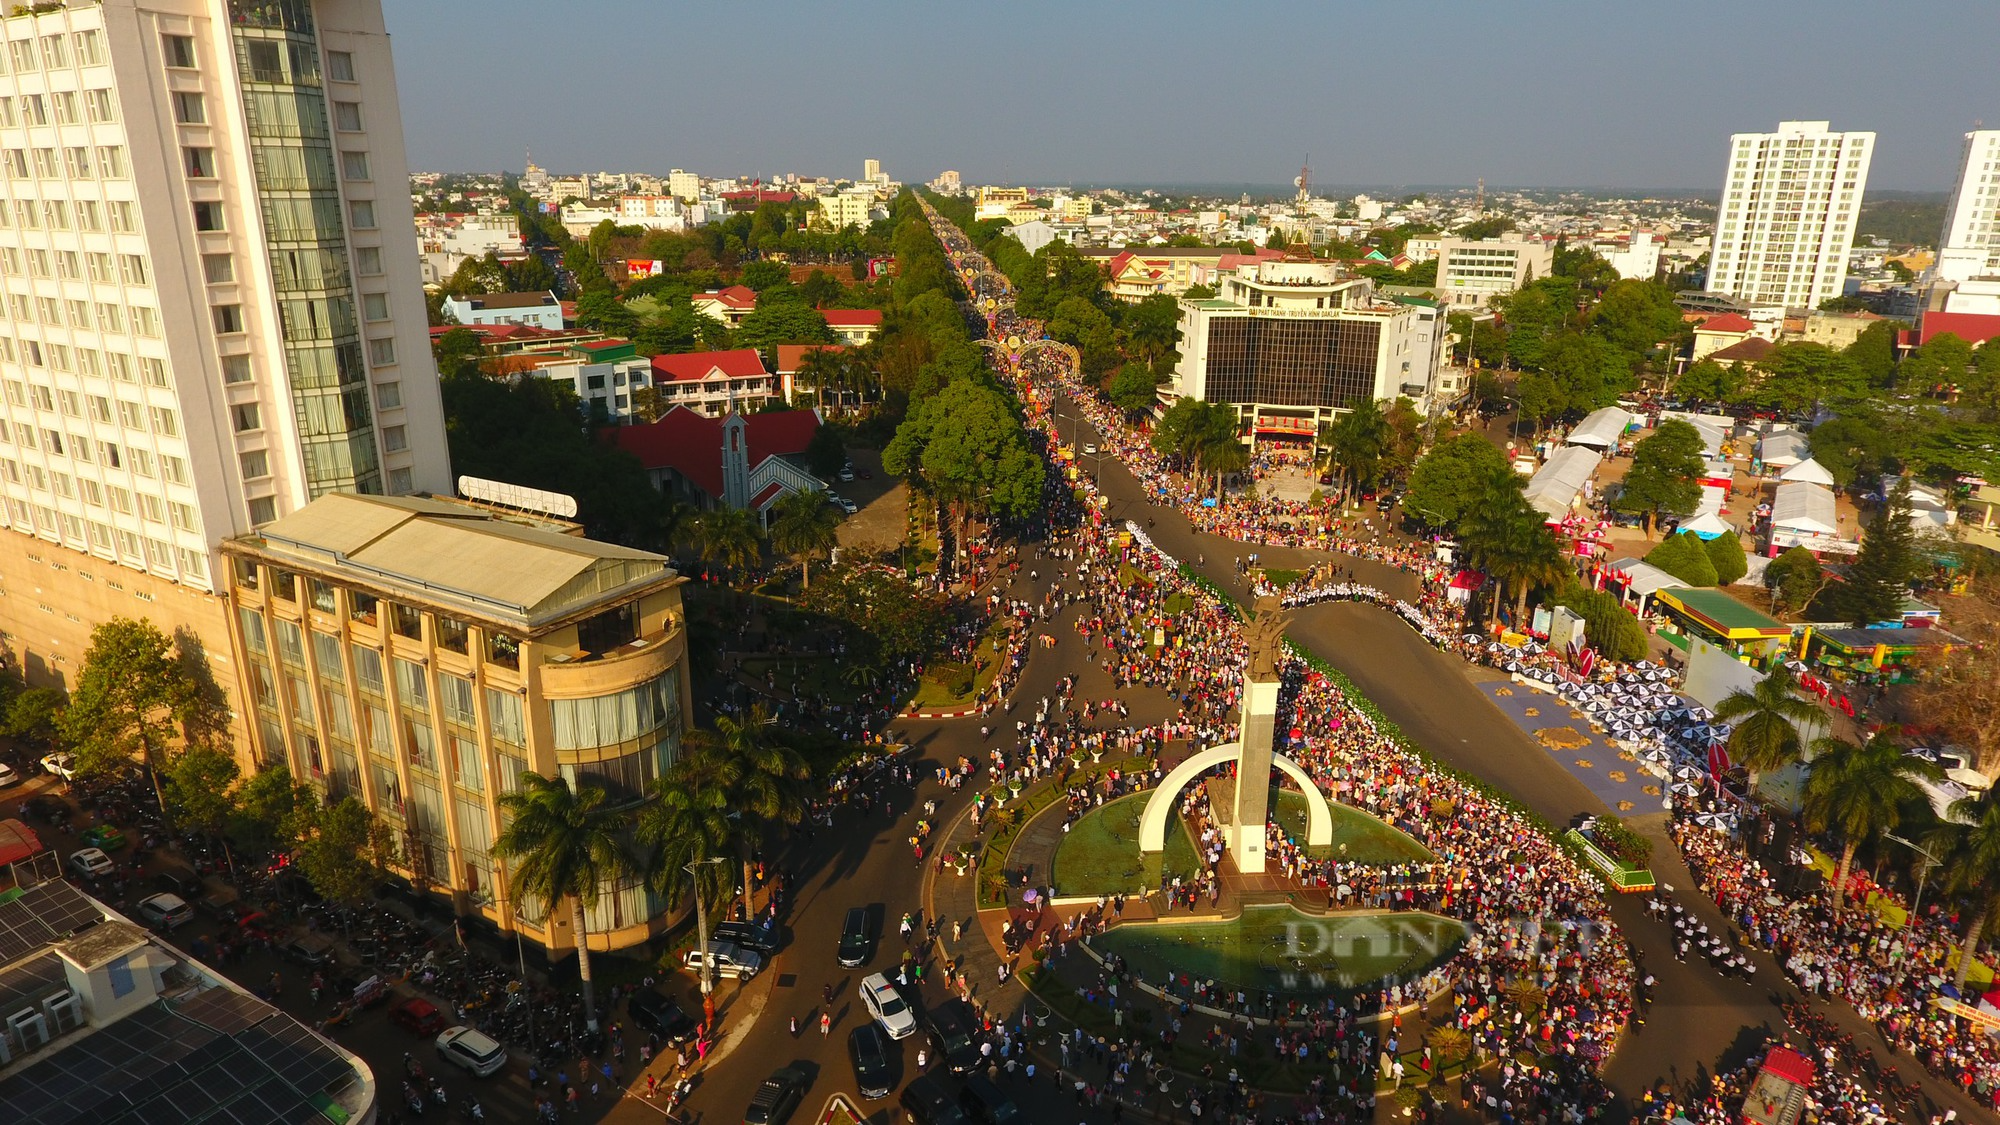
(492, 707, 809, 1029)
(678, 489, 841, 589)
(1717, 666, 2000, 984)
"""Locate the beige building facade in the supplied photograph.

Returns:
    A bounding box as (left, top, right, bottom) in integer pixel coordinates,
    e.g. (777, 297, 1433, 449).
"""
(222, 494, 693, 953)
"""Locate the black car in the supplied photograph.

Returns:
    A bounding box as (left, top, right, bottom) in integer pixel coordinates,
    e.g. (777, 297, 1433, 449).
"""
(743, 1063, 809, 1125)
(924, 998, 980, 1075)
(626, 987, 697, 1046)
(899, 1077, 968, 1125)
(278, 936, 333, 966)
(712, 919, 779, 955)
(837, 907, 872, 967)
(848, 1022, 894, 1100)
(957, 1074, 1021, 1125)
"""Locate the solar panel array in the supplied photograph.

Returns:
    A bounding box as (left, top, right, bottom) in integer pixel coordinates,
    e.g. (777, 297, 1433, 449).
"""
(0, 881, 100, 965)
(0, 986, 366, 1125)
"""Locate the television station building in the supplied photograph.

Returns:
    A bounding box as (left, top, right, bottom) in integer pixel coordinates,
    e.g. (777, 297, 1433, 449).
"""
(1165, 259, 1444, 445)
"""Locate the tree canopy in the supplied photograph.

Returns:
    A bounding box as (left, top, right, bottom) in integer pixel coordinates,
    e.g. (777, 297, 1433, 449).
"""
(1615, 419, 1706, 534)
(1404, 432, 1512, 528)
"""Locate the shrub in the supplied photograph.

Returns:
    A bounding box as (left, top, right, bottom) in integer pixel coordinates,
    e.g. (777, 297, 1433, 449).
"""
(1704, 531, 1749, 586)
(1645, 531, 1718, 587)
(1589, 816, 1652, 867)
(926, 661, 975, 697)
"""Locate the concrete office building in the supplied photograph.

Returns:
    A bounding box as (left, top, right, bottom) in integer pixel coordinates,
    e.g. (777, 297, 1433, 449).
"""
(222, 492, 693, 950)
(1167, 259, 1440, 443)
(1435, 237, 1554, 307)
(0, 0, 449, 715)
(1706, 120, 1873, 310)
(1933, 129, 2000, 286)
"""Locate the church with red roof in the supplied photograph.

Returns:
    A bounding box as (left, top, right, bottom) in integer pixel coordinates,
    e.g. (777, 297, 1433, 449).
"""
(611, 405, 824, 520)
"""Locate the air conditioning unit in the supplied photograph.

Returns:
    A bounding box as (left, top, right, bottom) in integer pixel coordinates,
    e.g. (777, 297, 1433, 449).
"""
(7, 1007, 48, 1049)
(42, 989, 82, 1033)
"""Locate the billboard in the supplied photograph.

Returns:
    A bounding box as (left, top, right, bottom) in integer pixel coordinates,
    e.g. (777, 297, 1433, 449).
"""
(626, 259, 665, 280)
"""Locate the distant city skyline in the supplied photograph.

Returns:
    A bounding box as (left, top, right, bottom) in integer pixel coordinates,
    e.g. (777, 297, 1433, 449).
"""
(385, 0, 1998, 194)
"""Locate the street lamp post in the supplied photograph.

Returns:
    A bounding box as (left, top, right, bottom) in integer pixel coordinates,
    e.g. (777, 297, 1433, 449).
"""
(687, 857, 729, 1026)
(1884, 832, 1941, 915)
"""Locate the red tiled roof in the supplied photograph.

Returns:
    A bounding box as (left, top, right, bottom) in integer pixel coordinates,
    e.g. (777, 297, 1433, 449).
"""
(576, 338, 630, 352)
(650, 348, 767, 383)
(820, 309, 883, 328)
(1696, 313, 1756, 334)
(1919, 310, 2000, 346)
(775, 343, 846, 373)
(693, 285, 757, 310)
(611, 406, 820, 502)
(749, 482, 785, 510)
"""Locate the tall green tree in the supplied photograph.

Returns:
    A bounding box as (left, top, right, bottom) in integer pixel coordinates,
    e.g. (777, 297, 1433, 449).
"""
(679, 507, 762, 578)
(493, 773, 633, 1031)
(1045, 296, 1118, 382)
(1843, 319, 1904, 388)
(60, 619, 229, 814)
(737, 299, 837, 352)
(4, 686, 65, 752)
(1926, 787, 2000, 986)
(883, 377, 1046, 555)
(1591, 279, 1682, 358)
(1457, 467, 1567, 622)
(687, 706, 809, 917)
(161, 745, 239, 841)
(1673, 359, 1743, 406)
(1121, 293, 1182, 364)
(1802, 734, 1940, 914)
(1616, 419, 1705, 536)
(1318, 398, 1390, 498)
(768, 489, 840, 589)
(1109, 362, 1162, 416)
(294, 796, 400, 911)
(1811, 477, 1918, 625)
(1753, 343, 1864, 415)
(1764, 546, 1828, 616)
(227, 765, 311, 856)
(1404, 432, 1511, 527)
(1899, 332, 1973, 394)
(1712, 666, 1822, 789)
(637, 751, 737, 1014)
(1704, 531, 1749, 586)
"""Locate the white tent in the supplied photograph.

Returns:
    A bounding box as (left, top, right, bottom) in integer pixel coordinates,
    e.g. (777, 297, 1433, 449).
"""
(1679, 511, 1737, 539)
(1524, 445, 1602, 520)
(1758, 430, 1809, 470)
(1566, 407, 1635, 450)
(1772, 480, 1838, 536)
(1780, 457, 1835, 486)
(1608, 557, 1689, 608)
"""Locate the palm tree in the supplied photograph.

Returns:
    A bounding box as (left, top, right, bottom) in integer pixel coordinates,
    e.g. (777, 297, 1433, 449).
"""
(492, 772, 632, 1031)
(795, 346, 843, 412)
(679, 507, 762, 580)
(1318, 398, 1389, 502)
(1458, 471, 1565, 623)
(1926, 788, 2000, 986)
(1712, 666, 1823, 789)
(1801, 733, 1941, 913)
(637, 750, 738, 1019)
(769, 489, 840, 589)
(1197, 431, 1249, 496)
(687, 706, 810, 916)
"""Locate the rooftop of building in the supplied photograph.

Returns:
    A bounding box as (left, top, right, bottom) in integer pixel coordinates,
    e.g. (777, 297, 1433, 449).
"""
(231, 494, 674, 631)
(446, 290, 559, 311)
(651, 349, 769, 382)
(612, 407, 820, 500)
(0, 876, 374, 1125)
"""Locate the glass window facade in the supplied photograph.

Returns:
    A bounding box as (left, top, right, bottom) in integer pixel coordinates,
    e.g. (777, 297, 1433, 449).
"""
(1204, 316, 1383, 409)
(549, 670, 680, 753)
(228, 1, 379, 495)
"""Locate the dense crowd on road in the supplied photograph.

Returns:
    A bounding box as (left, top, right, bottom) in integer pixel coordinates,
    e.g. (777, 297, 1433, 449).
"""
(1675, 815, 2000, 1109)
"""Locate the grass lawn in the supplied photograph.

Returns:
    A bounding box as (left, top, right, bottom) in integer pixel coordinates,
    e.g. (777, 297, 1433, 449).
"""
(906, 618, 1013, 711)
(1090, 903, 1465, 999)
(1051, 792, 1202, 897)
(1269, 790, 1434, 865)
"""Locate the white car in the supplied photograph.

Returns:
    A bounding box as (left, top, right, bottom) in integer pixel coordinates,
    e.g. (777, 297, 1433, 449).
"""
(0, 762, 19, 788)
(136, 892, 194, 931)
(858, 972, 916, 1040)
(825, 493, 858, 515)
(39, 753, 75, 782)
(682, 940, 762, 981)
(67, 847, 113, 878)
(436, 1026, 507, 1077)
(1084, 443, 1099, 455)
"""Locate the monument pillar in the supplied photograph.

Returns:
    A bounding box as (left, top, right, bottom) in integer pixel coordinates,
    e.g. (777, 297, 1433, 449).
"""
(1229, 597, 1289, 874)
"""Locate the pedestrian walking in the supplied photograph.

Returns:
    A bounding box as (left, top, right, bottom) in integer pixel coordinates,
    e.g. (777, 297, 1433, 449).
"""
(821, 1012, 831, 1035)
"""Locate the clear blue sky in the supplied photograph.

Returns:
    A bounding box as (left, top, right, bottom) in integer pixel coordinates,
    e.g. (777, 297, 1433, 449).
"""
(385, 0, 1998, 194)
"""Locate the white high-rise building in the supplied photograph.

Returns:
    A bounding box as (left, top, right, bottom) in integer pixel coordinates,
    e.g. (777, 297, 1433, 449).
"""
(862, 157, 881, 184)
(667, 167, 698, 202)
(1933, 129, 2000, 285)
(0, 0, 448, 709)
(1706, 120, 1873, 310)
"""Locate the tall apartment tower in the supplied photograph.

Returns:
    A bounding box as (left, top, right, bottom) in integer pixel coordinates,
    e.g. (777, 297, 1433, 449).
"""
(862, 157, 880, 183)
(0, 0, 448, 700)
(1705, 120, 1873, 311)
(1933, 129, 2000, 286)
